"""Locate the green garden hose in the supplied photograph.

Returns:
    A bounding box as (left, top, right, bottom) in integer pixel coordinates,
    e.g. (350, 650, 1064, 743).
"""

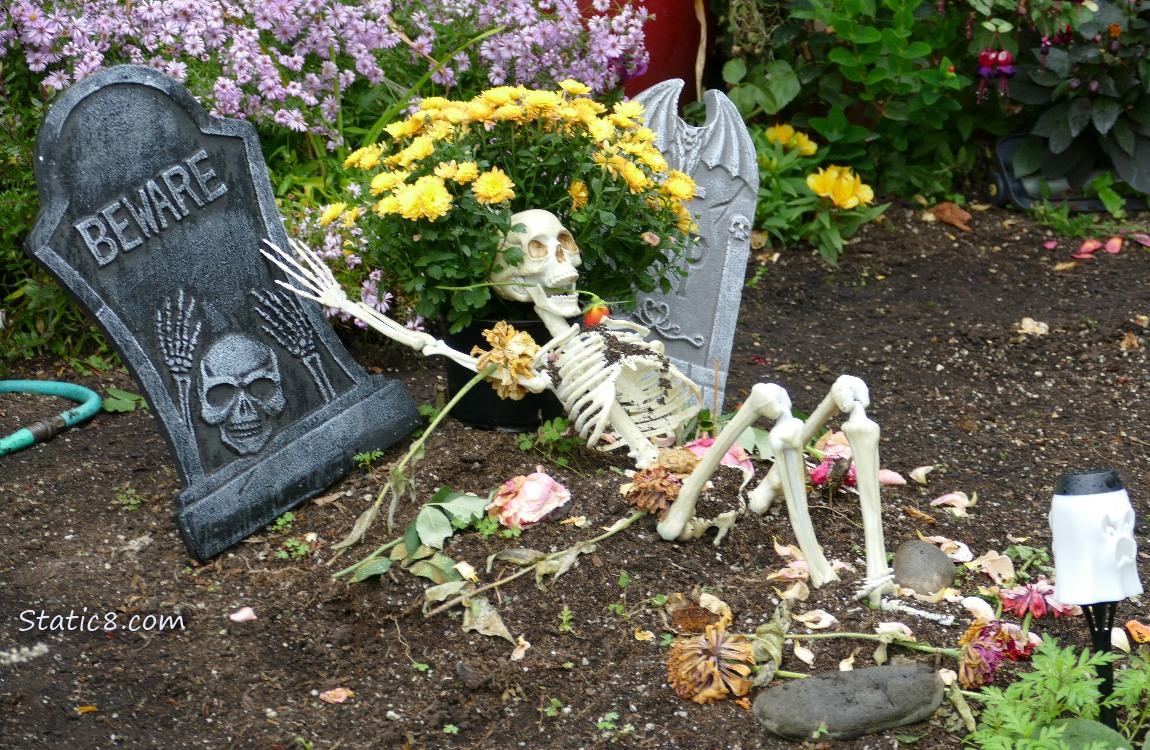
(0, 380, 103, 456)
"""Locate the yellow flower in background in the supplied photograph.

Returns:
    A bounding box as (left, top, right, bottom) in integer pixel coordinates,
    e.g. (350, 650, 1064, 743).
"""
(790, 131, 818, 157)
(319, 202, 346, 227)
(524, 89, 562, 114)
(374, 194, 400, 215)
(466, 98, 495, 122)
(671, 200, 697, 233)
(434, 160, 459, 180)
(343, 145, 382, 170)
(453, 161, 479, 183)
(765, 123, 796, 145)
(559, 79, 592, 95)
(587, 117, 615, 141)
(340, 206, 362, 227)
(493, 103, 526, 122)
(418, 96, 451, 112)
(394, 175, 452, 221)
(613, 100, 644, 120)
(568, 180, 589, 210)
(661, 170, 697, 202)
(369, 169, 409, 195)
(806, 165, 874, 209)
(472, 167, 515, 204)
(482, 85, 524, 106)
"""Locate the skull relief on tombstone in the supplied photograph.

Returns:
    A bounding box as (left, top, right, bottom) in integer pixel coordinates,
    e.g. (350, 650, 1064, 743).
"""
(198, 333, 285, 455)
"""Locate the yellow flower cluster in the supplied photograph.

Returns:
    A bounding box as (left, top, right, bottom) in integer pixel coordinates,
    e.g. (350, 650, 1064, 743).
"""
(764, 123, 817, 157)
(806, 165, 875, 210)
(341, 80, 697, 226)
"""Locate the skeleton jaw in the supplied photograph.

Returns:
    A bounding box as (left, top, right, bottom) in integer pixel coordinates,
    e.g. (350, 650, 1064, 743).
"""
(526, 285, 581, 321)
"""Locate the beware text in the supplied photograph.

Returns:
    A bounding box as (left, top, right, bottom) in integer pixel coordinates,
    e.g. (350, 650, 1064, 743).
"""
(74, 148, 228, 267)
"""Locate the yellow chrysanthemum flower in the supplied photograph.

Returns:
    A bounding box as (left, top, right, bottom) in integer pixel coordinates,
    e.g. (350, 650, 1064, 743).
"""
(661, 170, 696, 202)
(790, 131, 818, 157)
(466, 98, 495, 123)
(618, 158, 653, 193)
(453, 161, 479, 183)
(558, 79, 592, 96)
(472, 167, 516, 205)
(386, 134, 436, 168)
(340, 206, 362, 227)
(434, 160, 459, 180)
(613, 100, 645, 120)
(493, 104, 526, 122)
(394, 175, 453, 221)
(374, 195, 400, 216)
(343, 146, 370, 170)
(419, 96, 451, 112)
(765, 123, 796, 146)
(672, 200, 697, 233)
(524, 89, 562, 114)
(318, 202, 346, 227)
(587, 117, 615, 142)
(369, 170, 409, 195)
(569, 180, 589, 211)
(854, 181, 875, 206)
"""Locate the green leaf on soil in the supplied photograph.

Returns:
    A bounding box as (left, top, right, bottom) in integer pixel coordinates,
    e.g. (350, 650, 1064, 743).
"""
(407, 553, 462, 584)
(350, 557, 393, 582)
(487, 547, 547, 572)
(415, 505, 455, 549)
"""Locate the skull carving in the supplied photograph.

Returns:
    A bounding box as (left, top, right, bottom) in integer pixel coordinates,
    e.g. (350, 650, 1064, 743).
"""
(489, 209, 582, 318)
(198, 334, 285, 455)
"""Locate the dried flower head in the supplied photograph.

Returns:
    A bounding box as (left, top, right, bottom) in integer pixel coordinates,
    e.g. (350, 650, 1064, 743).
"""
(999, 577, 1079, 618)
(487, 470, 571, 530)
(667, 623, 755, 704)
(471, 322, 539, 400)
(625, 466, 681, 518)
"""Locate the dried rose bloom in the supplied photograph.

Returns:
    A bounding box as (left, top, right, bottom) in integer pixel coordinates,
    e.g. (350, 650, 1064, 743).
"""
(471, 321, 540, 400)
(486, 471, 571, 530)
(667, 623, 755, 704)
(626, 466, 681, 518)
(999, 578, 1079, 618)
(956, 617, 1040, 688)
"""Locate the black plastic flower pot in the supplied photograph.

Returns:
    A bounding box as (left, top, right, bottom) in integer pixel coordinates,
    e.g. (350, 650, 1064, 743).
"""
(441, 317, 565, 432)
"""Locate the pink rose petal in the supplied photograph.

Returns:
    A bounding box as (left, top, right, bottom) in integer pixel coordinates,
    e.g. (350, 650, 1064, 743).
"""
(683, 437, 755, 476)
(1129, 232, 1150, 247)
(229, 606, 257, 623)
(1079, 238, 1103, 253)
(1105, 236, 1123, 254)
(1042, 240, 1059, 250)
(878, 469, 906, 486)
(319, 687, 354, 704)
(1069, 252, 1096, 260)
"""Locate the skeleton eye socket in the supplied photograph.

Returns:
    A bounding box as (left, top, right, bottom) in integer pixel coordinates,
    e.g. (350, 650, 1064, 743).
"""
(248, 377, 278, 401)
(558, 232, 580, 264)
(527, 239, 549, 259)
(207, 383, 237, 407)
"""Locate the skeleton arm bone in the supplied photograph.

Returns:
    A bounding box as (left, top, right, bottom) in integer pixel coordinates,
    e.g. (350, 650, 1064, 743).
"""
(260, 239, 481, 371)
(841, 400, 893, 603)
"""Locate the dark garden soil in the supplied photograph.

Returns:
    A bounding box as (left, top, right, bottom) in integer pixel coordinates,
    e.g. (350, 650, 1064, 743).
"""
(3, 203, 1150, 750)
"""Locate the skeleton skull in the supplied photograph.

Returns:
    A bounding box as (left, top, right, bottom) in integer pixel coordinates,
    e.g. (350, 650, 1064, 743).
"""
(199, 334, 285, 455)
(489, 209, 582, 318)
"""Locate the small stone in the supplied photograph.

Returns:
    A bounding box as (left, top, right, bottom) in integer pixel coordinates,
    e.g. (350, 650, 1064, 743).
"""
(753, 663, 943, 741)
(892, 539, 956, 595)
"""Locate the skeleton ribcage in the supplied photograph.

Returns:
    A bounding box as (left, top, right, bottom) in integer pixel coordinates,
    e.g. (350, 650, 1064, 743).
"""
(542, 326, 701, 450)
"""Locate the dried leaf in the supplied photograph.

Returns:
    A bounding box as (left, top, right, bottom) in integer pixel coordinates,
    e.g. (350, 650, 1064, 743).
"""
(792, 609, 839, 630)
(462, 596, 515, 644)
(1017, 317, 1049, 336)
(1120, 331, 1141, 350)
(634, 628, 655, 642)
(903, 506, 937, 523)
(74, 705, 98, 715)
(486, 547, 546, 572)
(319, 687, 354, 704)
(773, 581, 810, 602)
(331, 502, 379, 552)
(667, 593, 723, 633)
(422, 581, 471, 613)
(927, 201, 973, 232)
(1053, 261, 1078, 271)
(510, 635, 531, 661)
(792, 641, 816, 666)
(909, 465, 934, 484)
(839, 653, 856, 671)
(559, 516, 588, 527)
(534, 541, 595, 584)
(698, 593, 734, 628)
(1126, 619, 1150, 644)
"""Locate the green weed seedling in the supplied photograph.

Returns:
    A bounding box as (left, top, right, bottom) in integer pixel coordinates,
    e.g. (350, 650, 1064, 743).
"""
(442, 724, 459, 735)
(115, 485, 141, 512)
(517, 417, 582, 469)
(269, 511, 295, 533)
(558, 604, 575, 633)
(542, 698, 563, 718)
(353, 449, 385, 470)
(276, 537, 311, 560)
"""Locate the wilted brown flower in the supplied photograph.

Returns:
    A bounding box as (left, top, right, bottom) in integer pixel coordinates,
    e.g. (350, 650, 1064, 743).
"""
(667, 623, 755, 704)
(471, 321, 539, 400)
(626, 466, 681, 518)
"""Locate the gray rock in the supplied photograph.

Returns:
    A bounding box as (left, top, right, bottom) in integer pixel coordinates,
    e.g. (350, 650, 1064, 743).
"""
(753, 663, 944, 741)
(893, 539, 956, 595)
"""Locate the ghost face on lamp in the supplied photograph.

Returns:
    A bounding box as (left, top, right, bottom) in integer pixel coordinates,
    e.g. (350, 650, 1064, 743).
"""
(488, 209, 582, 319)
(1049, 470, 1142, 605)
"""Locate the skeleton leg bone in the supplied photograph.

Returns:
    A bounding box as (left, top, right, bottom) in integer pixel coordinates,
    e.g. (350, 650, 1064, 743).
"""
(841, 398, 894, 603)
(657, 383, 840, 586)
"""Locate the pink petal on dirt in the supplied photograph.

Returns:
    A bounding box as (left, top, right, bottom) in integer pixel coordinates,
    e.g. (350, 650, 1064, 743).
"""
(1105, 236, 1123, 254)
(1042, 240, 1059, 250)
(1129, 232, 1150, 247)
(1079, 238, 1103, 254)
(1069, 252, 1096, 260)
(879, 469, 907, 486)
(228, 606, 257, 623)
(319, 687, 354, 704)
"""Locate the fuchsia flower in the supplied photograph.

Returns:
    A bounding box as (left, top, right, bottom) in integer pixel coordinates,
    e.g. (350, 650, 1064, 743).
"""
(999, 577, 1080, 618)
(487, 470, 571, 530)
(683, 438, 754, 476)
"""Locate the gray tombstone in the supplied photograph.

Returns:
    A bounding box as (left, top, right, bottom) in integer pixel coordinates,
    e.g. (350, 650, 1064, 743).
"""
(26, 65, 421, 559)
(632, 79, 758, 412)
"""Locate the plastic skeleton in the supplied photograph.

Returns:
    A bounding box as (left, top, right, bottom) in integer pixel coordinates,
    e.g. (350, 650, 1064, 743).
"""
(261, 209, 893, 601)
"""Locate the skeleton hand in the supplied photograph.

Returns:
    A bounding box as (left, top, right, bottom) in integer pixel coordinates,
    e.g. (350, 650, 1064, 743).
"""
(156, 289, 201, 374)
(260, 238, 353, 311)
